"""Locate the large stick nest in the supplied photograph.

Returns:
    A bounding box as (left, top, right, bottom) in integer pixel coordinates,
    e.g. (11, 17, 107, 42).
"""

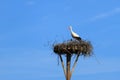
(53, 39, 93, 56)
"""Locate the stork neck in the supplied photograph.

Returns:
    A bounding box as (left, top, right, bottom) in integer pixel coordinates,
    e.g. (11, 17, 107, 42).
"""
(70, 28, 73, 33)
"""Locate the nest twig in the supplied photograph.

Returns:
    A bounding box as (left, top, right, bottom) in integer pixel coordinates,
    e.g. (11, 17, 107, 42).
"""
(53, 39, 93, 56)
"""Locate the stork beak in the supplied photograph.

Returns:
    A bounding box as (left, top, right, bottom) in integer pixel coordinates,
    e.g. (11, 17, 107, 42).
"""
(68, 27, 70, 30)
(68, 26, 71, 30)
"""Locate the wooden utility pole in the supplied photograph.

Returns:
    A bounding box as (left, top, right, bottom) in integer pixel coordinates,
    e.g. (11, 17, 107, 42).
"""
(66, 54, 71, 80)
(59, 53, 80, 80)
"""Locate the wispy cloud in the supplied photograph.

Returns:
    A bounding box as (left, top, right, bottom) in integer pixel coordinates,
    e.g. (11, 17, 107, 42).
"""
(90, 8, 120, 21)
(78, 8, 120, 26)
(73, 57, 120, 75)
(26, 1, 35, 6)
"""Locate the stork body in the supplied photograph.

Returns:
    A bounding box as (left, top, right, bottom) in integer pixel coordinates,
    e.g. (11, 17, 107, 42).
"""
(69, 26, 81, 41)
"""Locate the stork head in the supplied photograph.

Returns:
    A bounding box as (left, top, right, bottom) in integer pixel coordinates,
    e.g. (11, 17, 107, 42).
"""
(68, 26, 72, 31)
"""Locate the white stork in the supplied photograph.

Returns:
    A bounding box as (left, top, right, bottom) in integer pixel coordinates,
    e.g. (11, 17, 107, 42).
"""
(69, 26, 81, 41)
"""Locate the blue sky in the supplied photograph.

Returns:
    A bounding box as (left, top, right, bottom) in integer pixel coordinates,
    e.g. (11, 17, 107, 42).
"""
(0, 0, 120, 80)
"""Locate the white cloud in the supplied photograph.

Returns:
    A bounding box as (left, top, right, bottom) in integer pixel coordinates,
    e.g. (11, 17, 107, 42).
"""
(90, 8, 120, 21)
